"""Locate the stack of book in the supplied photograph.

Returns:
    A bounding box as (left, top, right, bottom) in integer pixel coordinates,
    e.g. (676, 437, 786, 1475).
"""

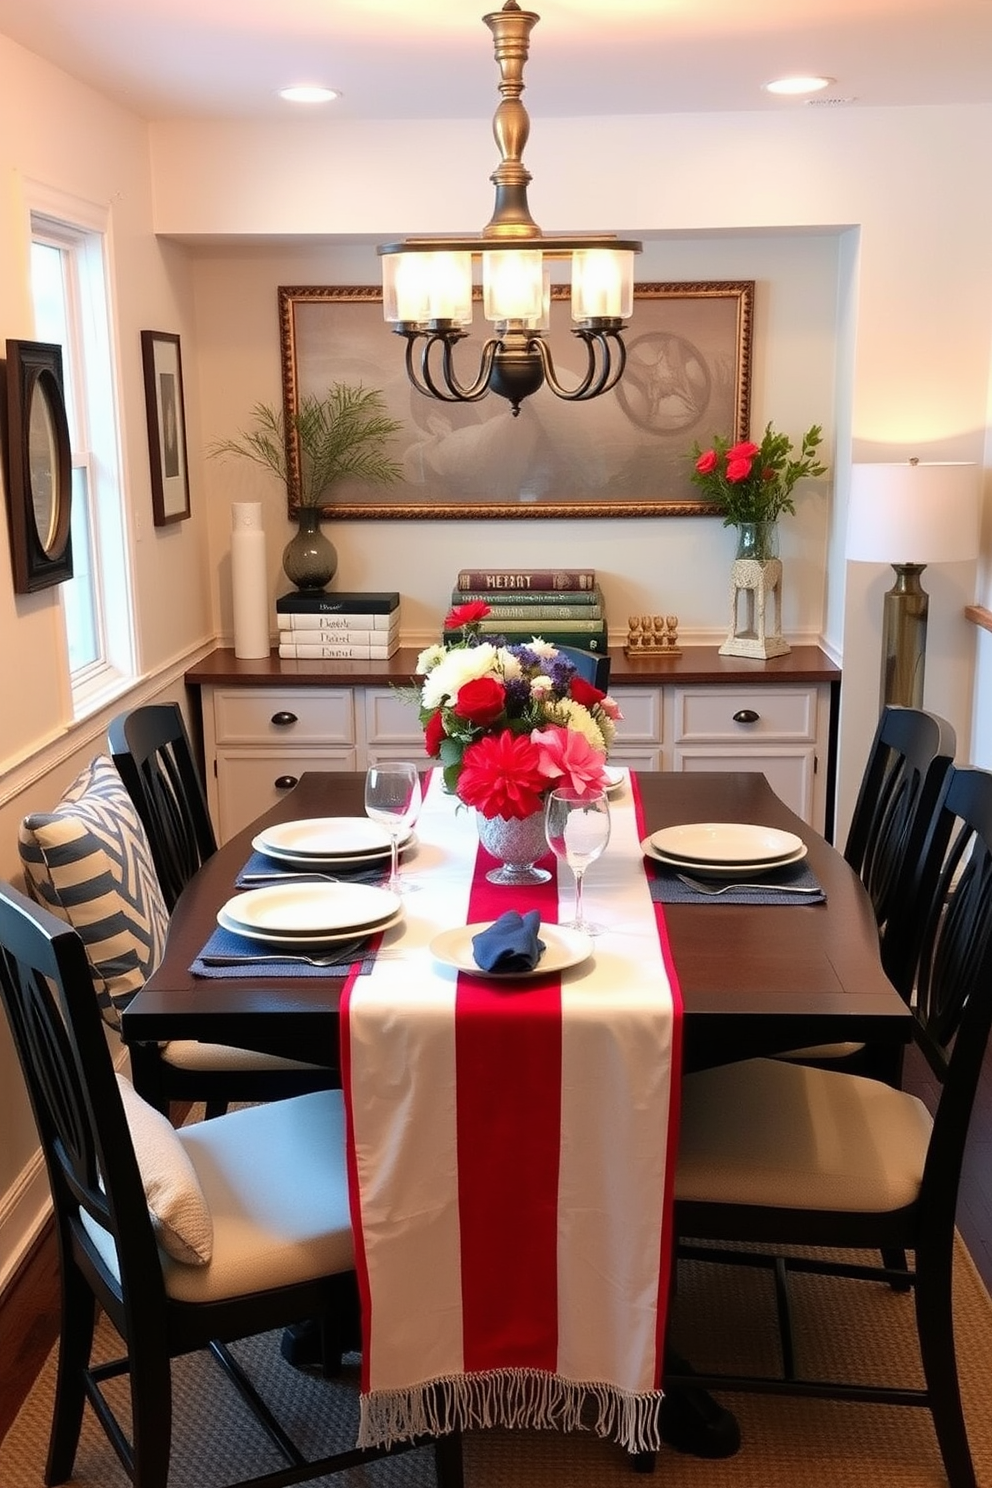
(448, 567, 608, 652)
(276, 591, 400, 659)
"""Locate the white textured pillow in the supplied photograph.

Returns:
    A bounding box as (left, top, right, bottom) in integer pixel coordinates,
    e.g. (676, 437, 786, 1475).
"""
(116, 1075, 213, 1266)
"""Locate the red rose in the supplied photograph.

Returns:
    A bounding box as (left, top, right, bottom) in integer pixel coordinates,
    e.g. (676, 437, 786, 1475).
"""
(569, 674, 605, 708)
(444, 600, 491, 630)
(423, 709, 446, 757)
(453, 676, 506, 727)
(694, 449, 718, 475)
(726, 456, 754, 483)
(726, 441, 760, 462)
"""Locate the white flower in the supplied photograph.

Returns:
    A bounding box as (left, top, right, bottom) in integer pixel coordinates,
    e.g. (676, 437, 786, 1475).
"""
(416, 643, 446, 674)
(420, 643, 500, 709)
(496, 648, 523, 681)
(526, 638, 559, 661)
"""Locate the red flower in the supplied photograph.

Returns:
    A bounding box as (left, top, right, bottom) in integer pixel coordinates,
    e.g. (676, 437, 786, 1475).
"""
(458, 730, 548, 820)
(454, 676, 506, 727)
(726, 455, 755, 483)
(569, 674, 605, 709)
(444, 600, 491, 630)
(694, 449, 718, 475)
(423, 709, 446, 757)
(726, 441, 759, 462)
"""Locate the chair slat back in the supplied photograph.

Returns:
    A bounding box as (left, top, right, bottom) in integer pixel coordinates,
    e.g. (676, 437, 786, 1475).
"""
(556, 645, 612, 691)
(108, 704, 217, 911)
(844, 705, 956, 996)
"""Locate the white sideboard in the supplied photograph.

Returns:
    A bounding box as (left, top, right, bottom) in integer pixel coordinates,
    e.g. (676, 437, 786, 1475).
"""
(186, 647, 840, 843)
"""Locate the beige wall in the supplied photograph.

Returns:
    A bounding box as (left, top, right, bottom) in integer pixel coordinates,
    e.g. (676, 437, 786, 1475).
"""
(0, 33, 990, 1286)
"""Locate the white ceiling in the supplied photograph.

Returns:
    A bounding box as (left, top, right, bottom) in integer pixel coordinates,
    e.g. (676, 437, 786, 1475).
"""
(0, 0, 989, 123)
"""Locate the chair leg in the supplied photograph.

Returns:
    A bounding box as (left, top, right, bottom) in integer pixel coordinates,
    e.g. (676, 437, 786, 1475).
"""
(203, 1099, 229, 1120)
(45, 1261, 96, 1485)
(434, 1429, 464, 1488)
(915, 1245, 976, 1488)
(882, 1247, 912, 1290)
(129, 1343, 174, 1488)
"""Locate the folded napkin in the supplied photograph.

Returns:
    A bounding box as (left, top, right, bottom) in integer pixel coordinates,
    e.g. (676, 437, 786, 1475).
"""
(235, 849, 387, 888)
(647, 859, 825, 906)
(190, 923, 377, 979)
(471, 909, 546, 974)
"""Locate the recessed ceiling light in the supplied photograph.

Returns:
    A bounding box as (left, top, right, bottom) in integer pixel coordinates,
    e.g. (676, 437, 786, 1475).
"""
(278, 85, 340, 104)
(765, 75, 834, 97)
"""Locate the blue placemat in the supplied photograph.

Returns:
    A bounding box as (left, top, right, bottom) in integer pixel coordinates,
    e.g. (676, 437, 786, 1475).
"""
(234, 850, 388, 888)
(190, 922, 378, 978)
(646, 856, 825, 906)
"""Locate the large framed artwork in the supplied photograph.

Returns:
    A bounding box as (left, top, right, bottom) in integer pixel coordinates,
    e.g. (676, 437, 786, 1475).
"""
(278, 281, 754, 519)
(140, 330, 191, 526)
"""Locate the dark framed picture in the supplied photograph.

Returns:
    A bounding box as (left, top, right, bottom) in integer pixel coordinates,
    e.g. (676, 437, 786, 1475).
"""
(141, 330, 190, 525)
(2, 339, 73, 593)
(278, 281, 753, 519)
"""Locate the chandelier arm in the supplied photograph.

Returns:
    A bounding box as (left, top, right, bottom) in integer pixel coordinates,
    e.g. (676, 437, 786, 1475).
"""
(532, 332, 627, 403)
(436, 335, 501, 401)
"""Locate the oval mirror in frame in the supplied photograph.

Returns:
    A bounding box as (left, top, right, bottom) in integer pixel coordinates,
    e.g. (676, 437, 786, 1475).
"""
(3, 340, 73, 593)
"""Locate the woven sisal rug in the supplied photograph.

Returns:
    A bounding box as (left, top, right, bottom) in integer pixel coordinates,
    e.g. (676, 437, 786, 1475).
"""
(3, 1239, 992, 1487)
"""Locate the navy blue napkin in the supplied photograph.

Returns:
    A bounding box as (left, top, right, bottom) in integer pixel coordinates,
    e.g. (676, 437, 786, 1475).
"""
(471, 910, 546, 974)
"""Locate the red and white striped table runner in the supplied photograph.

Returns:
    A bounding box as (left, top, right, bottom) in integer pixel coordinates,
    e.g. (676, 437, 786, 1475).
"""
(341, 770, 682, 1454)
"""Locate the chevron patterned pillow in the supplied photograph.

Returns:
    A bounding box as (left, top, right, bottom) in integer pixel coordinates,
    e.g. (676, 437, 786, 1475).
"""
(18, 755, 170, 1030)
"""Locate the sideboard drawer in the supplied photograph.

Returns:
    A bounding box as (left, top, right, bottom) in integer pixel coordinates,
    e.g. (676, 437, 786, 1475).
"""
(212, 688, 356, 746)
(674, 686, 817, 742)
(214, 748, 357, 839)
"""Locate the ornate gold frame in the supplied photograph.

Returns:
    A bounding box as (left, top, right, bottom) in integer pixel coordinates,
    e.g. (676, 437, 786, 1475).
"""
(279, 281, 753, 519)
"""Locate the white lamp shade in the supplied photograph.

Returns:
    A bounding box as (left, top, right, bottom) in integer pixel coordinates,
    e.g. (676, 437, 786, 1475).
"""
(847, 461, 981, 565)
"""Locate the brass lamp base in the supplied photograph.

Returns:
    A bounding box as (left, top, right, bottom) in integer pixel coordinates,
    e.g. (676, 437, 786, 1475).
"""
(880, 563, 929, 710)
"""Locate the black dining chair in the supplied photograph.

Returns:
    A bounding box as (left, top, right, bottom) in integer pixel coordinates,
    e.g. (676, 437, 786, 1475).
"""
(557, 644, 612, 690)
(668, 763, 992, 1488)
(776, 704, 956, 1075)
(0, 880, 462, 1488)
(107, 702, 218, 913)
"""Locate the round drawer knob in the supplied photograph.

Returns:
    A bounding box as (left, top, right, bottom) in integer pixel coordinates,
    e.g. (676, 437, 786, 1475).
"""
(274, 775, 299, 791)
(270, 711, 299, 727)
(732, 709, 760, 724)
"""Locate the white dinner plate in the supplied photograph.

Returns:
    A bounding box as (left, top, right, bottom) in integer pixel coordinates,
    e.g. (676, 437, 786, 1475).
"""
(429, 922, 593, 979)
(217, 903, 403, 947)
(641, 837, 809, 880)
(603, 767, 626, 795)
(251, 833, 416, 870)
(256, 817, 414, 859)
(220, 882, 401, 936)
(649, 822, 804, 866)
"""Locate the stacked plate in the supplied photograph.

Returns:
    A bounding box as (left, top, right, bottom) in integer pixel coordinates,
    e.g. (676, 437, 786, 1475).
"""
(252, 816, 415, 870)
(641, 822, 807, 880)
(218, 880, 402, 947)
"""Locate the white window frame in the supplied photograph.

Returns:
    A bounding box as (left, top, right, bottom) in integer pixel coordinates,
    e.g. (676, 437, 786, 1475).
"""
(26, 184, 135, 717)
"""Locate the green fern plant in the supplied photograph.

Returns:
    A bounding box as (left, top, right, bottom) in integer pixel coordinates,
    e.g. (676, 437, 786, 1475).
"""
(211, 383, 404, 507)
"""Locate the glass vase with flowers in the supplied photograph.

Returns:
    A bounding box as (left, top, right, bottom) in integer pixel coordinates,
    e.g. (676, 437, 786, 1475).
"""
(412, 603, 622, 884)
(689, 422, 827, 560)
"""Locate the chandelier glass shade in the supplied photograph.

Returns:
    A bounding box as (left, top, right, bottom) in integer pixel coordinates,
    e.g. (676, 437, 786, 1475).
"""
(378, 1, 642, 416)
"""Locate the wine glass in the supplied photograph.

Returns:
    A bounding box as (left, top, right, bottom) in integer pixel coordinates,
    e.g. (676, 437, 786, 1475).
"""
(544, 788, 611, 935)
(364, 762, 422, 894)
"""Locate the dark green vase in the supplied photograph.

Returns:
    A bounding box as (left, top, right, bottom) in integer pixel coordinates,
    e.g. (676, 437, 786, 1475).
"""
(281, 508, 337, 593)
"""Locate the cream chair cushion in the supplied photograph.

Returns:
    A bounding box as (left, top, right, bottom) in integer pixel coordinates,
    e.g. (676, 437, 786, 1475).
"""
(82, 1090, 354, 1302)
(676, 1057, 933, 1213)
(116, 1075, 213, 1265)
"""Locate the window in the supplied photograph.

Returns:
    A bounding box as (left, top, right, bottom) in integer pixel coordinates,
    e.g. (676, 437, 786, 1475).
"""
(28, 199, 134, 713)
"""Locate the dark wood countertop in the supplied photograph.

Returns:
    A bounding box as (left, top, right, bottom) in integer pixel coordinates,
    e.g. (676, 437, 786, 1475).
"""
(186, 644, 840, 689)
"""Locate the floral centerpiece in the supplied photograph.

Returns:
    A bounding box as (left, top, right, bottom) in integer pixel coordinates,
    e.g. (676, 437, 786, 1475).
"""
(689, 422, 827, 550)
(413, 602, 621, 823)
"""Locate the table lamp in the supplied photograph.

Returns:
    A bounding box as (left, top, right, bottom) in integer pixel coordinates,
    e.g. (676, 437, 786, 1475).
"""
(847, 460, 980, 710)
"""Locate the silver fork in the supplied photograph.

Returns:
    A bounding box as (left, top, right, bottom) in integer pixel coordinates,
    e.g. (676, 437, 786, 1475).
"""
(675, 872, 821, 896)
(200, 948, 362, 968)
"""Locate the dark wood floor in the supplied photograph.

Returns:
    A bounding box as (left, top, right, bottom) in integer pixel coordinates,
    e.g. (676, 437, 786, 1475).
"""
(4, 1044, 992, 1447)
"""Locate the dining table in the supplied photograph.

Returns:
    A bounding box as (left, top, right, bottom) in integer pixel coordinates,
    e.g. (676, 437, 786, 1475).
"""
(120, 766, 910, 1461)
(122, 767, 909, 1077)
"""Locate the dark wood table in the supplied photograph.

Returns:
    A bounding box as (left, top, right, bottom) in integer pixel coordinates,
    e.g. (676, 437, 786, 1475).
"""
(121, 770, 910, 1075)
